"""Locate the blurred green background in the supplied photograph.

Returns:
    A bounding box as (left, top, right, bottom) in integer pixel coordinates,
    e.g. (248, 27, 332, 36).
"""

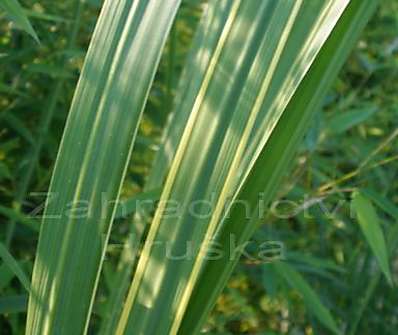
(1, 1, 397, 334)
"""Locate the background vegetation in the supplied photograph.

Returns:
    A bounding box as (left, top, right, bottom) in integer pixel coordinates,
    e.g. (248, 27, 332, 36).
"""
(0, 1, 397, 334)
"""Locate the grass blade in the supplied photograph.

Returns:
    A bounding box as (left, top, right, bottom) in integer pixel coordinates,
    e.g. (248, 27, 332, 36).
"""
(98, 5, 211, 330)
(0, 295, 28, 314)
(114, 188, 161, 219)
(26, 1, 180, 334)
(0, 242, 30, 292)
(117, 1, 351, 334)
(0, 0, 39, 42)
(5, 0, 84, 248)
(179, 1, 379, 334)
(0, 205, 39, 232)
(362, 188, 398, 220)
(349, 223, 398, 334)
(274, 261, 340, 334)
(326, 105, 377, 134)
(351, 190, 392, 284)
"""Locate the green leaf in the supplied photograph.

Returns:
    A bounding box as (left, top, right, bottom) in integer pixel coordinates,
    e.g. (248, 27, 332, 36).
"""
(351, 191, 393, 284)
(97, 4, 207, 330)
(114, 187, 161, 219)
(0, 242, 30, 292)
(180, 1, 379, 334)
(0, 162, 12, 181)
(0, 205, 39, 232)
(274, 261, 340, 335)
(0, 264, 14, 291)
(0, 295, 28, 314)
(117, 1, 354, 334)
(362, 188, 398, 221)
(326, 105, 377, 133)
(24, 9, 68, 23)
(0, 0, 39, 42)
(348, 222, 398, 335)
(6, 1, 83, 247)
(25, 63, 73, 78)
(262, 264, 278, 298)
(26, 1, 181, 334)
(5, 1, 84, 248)
(0, 112, 35, 144)
(0, 81, 29, 97)
(287, 251, 346, 274)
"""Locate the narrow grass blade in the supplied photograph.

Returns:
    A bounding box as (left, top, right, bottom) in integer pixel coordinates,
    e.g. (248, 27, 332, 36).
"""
(0, 264, 14, 291)
(0, 112, 35, 144)
(5, 0, 84, 248)
(349, 223, 398, 335)
(274, 262, 340, 334)
(0, 242, 30, 292)
(0, 0, 39, 42)
(26, 1, 180, 334)
(24, 9, 68, 23)
(0, 205, 39, 232)
(180, 1, 379, 334)
(117, 1, 351, 334)
(0, 295, 28, 314)
(326, 105, 377, 134)
(351, 191, 392, 284)
(362, 188, 398, 220)
(114, 188, 161, 219)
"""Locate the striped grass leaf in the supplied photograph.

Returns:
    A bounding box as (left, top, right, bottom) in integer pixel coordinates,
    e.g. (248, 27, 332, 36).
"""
(26, 1, 180, 334)
(98, 3, 228, 332)
(116, 1, 352, 334)
(178, 1, 379, 334)
(99, 186, 160, 335)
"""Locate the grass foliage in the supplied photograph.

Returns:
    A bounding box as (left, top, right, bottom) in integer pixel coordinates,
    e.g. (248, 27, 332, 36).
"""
(1, 1, 397, 334)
